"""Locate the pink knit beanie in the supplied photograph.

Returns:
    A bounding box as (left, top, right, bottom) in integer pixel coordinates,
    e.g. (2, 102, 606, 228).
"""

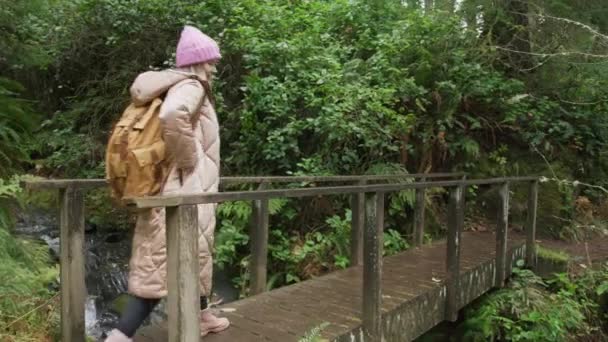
(176, 26, 221, 67)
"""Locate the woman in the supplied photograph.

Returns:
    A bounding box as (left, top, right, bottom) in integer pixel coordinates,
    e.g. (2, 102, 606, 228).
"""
(105, 26, 228, 341)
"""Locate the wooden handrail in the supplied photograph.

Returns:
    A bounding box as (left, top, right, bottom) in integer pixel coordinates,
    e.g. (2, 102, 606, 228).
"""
(127, 177, 539, 208)
(21, 172, 465, 190)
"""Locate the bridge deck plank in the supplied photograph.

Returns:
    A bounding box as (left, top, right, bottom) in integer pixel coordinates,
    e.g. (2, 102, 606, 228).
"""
(134, 231, 525, 342)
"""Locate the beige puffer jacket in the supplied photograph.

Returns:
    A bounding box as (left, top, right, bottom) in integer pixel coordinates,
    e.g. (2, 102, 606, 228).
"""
(126, 69, 220, 299)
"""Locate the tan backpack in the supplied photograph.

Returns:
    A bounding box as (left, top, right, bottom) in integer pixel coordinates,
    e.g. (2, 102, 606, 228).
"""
(105, 76, 212, 203)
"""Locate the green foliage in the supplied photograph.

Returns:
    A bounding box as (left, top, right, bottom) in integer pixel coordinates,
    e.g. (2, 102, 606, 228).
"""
(0, 177, 22, 230)
(86, 188, 131, 230)
(0, 0, 53, 69)
(384, 229, 410, 256)
(299, 322, 330, 342)
(0, 177, 59, 341)
(537, 246, 569, 263)
(0, 78, 37, 178)
(267, 210, 352, 288)
(459, 263, 608, 341)
(15, 0, 604, 181)
(215, 200, 252, 270)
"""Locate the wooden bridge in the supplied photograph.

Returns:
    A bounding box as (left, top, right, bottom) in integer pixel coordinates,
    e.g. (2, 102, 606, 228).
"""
(24, 173, 539, 342)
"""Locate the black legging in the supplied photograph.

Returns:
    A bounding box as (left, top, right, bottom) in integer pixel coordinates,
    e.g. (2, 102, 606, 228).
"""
(115, 295, 208, 338)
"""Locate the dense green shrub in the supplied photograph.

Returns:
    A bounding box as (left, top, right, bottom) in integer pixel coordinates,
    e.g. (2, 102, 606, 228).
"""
(0, 177, 59, 341)
(11, 0, 605, 181)
(458, 262, 608, 341)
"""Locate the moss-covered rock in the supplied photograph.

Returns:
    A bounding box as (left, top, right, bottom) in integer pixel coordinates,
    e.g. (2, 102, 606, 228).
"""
(535, 246, 570, 278)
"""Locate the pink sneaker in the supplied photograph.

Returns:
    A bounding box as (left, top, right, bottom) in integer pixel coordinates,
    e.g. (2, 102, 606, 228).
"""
(104, 329, 133, 342)
(200, 310, 230, 336)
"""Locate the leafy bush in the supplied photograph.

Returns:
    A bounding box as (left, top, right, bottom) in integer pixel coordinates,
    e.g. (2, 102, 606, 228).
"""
(0, 177, 59, 341)
(459, 261, 608, 341)
(0, 78, 37, 178)
(267, 211, 352, 288)
(214, 200, 252, 270)
(15, 0, 605, 181)
(299, 322, 329, 342)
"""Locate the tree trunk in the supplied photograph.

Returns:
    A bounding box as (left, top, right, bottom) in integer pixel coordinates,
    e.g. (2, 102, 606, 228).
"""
(407, 0, 421, 9)
(437, 0, 456, 13)
(462, 0, 478, 30)
(508, 0, 533, 71)
(424, 0, 433, 14)
(481, 0, 533, 74)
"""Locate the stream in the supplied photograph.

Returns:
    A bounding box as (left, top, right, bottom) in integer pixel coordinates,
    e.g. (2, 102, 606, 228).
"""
(14, 208, 239, 340)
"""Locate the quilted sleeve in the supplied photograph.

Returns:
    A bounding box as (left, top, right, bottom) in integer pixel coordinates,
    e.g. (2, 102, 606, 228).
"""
(159, 80, 204, 171)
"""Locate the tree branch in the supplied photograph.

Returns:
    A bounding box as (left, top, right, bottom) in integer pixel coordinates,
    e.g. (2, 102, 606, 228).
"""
(511, 11, 608, 43)
(493, 46, 608, 59)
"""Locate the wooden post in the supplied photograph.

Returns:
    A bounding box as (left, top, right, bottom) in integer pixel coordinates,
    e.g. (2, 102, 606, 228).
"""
(59, 187, 86, 342)
(363, 192, 384, 342)
(495, 182, 510, 288)
(166, 205, 200, 342)
(250, 183, 270, 295)
(445, 185, 464, 322)
(413, 177, 426, 247)
(350, 179, 366, 266)
(526, 181, 539, 269)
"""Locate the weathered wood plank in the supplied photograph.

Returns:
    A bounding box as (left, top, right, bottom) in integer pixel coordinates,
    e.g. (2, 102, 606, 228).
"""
(495, 182, 510, 287)
(526, 181, 539, 269)
(250, 183, 270, 295)
(59, 187, 86, 342)
(136, 232, 527, 342)
(166, 205, 200, 342)
(267, 290, 361, 328)
(350, 180, 366, 266)
(445, 185, 464, 322)
(363, 192, 384, 341)
(413, 177, 426, 247)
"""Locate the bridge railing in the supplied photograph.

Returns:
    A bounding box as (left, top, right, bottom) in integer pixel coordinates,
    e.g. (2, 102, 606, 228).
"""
(126, 176, 539, 341)
(22, 172, 465, 342)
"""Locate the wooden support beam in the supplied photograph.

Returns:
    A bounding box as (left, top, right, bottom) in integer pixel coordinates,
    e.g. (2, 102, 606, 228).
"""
(495, 182, 510, 287)
(445, 185, 464, 322)
(526, 181, 539, 269)
(166, 205, 200, 342)
(363, 192, 384, 342)
(59, 187, 86, 342)
(350, 180, 366, 266)
(250, 183, 270, 295)
(413, 177, 426, 247)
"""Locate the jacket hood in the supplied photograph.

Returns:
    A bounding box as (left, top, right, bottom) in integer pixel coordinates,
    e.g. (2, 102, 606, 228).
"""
(130, 70, 192, 106)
